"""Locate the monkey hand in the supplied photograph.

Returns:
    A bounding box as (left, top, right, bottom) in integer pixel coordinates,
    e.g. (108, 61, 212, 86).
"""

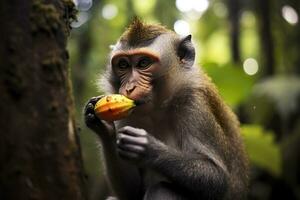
(84, 96, 115, 138)
(116, 126, 166, 165)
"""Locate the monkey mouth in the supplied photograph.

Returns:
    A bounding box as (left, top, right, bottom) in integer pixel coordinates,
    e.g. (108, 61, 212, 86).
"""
(134, 98, 149, 106)
(134, 95, 152, 106)
(134, 99, 146, 106)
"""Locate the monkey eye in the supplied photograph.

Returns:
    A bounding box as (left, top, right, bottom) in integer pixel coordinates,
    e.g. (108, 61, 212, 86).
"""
(137, 57, 153, 69)
(117, 59, 130, 70)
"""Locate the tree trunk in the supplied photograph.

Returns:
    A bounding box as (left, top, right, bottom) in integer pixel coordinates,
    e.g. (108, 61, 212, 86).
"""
(289, 0, 300, 75)
(255, 0, 275, 76)
(227, 0, 242, 64)
(0, 0, 87, 199)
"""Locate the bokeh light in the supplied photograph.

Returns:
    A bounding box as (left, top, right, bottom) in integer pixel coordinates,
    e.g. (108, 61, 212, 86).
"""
(281, 5, 298, 25)
(73, 0, 93, 11)
(174, 20, 191, 36)
(241, 11, 256, 27)
(243, 58, 259, 75)
(71, 12, 89, 28)
(176, 0, 192, 12)
(176, 0, 209, 13)
(132, 0, 156, 16)
(213, 2, 227, 18)
(194, 0, 209, 12)
(102, 4, 118, 20)
(186, 12, 203, 20)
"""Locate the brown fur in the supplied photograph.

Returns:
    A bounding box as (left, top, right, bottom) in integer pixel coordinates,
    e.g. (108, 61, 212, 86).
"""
(197, 74, 249, 198)
(119, 18, 171, 46)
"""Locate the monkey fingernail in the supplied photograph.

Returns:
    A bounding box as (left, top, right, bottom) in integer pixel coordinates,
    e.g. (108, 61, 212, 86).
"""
(87, 113, 94, 119)
(88, 103, 94, 108)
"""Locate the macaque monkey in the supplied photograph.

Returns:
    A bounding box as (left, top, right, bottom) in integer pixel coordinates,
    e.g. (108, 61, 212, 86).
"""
(84, 19, 248, 200)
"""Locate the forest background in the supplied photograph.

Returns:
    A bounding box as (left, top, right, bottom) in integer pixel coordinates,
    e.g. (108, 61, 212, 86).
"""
(1, 0, 300, 199)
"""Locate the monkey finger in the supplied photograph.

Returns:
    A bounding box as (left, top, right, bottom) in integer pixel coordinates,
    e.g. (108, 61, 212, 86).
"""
(83, 96, 103, 114)
(89, 96, 104, 105)
(84, 103, 95, 114)
(101, 120, 116, 133)
(117, 143, 146, 154)
(118, 126, 147, 137)
(117, 133, 148, 146)
(85, 113, 98, 126)
(84, 98, 97, 114)
(85, 113, 95, 121)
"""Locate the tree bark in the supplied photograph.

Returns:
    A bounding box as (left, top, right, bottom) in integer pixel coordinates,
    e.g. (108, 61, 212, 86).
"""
(0, 0, 87, 199)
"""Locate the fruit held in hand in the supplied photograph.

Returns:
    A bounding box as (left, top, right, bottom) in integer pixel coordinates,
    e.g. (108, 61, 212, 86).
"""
(94, 94, 136, 121)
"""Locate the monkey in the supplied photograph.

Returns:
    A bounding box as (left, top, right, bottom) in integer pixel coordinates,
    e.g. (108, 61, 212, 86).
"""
(84, 19, 248, 200)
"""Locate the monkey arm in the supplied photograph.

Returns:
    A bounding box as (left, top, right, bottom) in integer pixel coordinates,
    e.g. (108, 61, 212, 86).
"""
(84, 97, 143, 200)
(143, 89, 231, 198)
(100, 137, 143, 200)
(116, 126, 229, 199)
(147, 143, 229, 199)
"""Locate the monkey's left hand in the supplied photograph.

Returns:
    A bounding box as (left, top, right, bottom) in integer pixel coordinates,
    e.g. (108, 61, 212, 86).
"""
(116, 126, 166, 165)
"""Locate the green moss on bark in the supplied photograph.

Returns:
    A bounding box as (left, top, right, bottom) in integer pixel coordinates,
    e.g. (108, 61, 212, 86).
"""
(62, 0, 78, 31)
(30, 0, 61, 34)
(30, 0, 77, 35)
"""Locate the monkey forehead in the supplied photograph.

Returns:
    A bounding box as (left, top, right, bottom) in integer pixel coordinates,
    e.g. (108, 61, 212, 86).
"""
(110, 33, 179, 59)
(111, 48, 160, 61)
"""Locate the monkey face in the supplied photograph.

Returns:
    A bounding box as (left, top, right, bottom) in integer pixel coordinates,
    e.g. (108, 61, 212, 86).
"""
(106, 31, 196, 109)
(111, 49, 160, 103)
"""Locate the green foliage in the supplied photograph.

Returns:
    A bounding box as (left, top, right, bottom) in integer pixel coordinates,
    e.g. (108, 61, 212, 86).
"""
(243, 93, 275, 126)
(132, 0, 156, 17)
(154, 0, 178, 27)
(240, 11, 259, 59)
(195, 8, 230, 65)
(253, 76, 300, 119)
(200, 30, 231, 65)
(202, 63, 255, 107)
(241, 125, 282, 176)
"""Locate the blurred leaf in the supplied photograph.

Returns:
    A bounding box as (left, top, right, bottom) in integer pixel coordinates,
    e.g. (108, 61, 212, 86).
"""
(241, 124, 282, 177)
(243, 94, 276, 126)
(253, 76, 300, 119)
(132, 0, 156, 16)
(202, 63, 255, 107)
(241, 26, 259, 59)
(199, 30, 231, 65)
(240, 11, 259, 59)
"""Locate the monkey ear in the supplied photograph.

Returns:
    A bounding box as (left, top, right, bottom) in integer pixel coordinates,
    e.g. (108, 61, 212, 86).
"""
(177, 35, 195, 67)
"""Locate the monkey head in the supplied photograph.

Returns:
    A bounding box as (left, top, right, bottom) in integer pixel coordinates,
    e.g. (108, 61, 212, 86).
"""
(104, 19, 196, 107)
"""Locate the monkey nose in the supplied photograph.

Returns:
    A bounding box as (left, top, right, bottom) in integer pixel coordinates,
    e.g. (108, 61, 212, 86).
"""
(126, 85, 136, 94)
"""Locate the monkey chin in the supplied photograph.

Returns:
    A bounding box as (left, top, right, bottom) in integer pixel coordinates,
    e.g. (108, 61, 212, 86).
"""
(132, 95, 154, 115)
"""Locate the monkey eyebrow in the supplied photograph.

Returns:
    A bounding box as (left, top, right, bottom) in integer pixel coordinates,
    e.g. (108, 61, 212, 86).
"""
(111, 48, 160, 62)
